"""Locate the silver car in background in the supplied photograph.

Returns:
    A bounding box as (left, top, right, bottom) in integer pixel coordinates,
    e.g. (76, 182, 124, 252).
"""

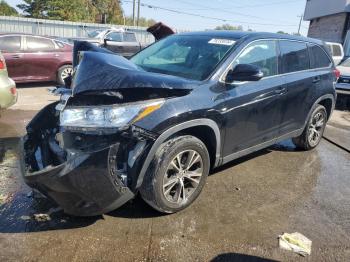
(336, 58, 350, 95)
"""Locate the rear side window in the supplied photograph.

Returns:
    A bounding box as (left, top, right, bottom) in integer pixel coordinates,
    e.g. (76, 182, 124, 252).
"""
(0, 36, 21, 52)
(280, 40, 309, 73)
(123, 33, 137, 42)
(309, 44, 332, 69)
(26, 36, 55, 51)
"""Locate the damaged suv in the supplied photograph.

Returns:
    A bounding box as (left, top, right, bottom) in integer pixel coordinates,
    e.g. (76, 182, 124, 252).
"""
(21, 31, 337, 216)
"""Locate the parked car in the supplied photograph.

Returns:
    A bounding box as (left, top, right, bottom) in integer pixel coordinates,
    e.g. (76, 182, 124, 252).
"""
(21, 31, 337, 216)
(336, 58, 350, 95)
(74, 28, 148, 58)
(326, 42, 344, 65)
(0, 34, 73, 85)
(0, 51, 17, 113)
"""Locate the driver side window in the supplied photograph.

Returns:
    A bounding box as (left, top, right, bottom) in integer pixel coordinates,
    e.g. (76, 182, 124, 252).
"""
(233, 40, 278, 78)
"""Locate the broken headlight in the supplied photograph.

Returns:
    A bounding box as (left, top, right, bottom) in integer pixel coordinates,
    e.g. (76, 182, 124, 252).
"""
(60, 100, 164, 128)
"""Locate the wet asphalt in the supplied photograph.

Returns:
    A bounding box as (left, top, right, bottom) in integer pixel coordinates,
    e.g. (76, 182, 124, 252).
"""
(0, 87, 349, 261)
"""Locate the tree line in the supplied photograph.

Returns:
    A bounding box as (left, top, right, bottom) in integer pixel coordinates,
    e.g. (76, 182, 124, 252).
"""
(0, 0, 156, 27)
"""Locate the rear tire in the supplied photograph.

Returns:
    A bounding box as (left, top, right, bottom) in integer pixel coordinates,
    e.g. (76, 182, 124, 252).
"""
(292, 104, 327, 150)
(57, 65, 73, 86)
(140, 135, 210, 213)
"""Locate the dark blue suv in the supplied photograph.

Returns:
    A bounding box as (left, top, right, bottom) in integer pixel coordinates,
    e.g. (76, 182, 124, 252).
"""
(22, 31, 337, 216)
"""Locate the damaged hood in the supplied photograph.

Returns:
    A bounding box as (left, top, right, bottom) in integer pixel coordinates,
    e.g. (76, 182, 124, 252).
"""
(71, 42, 198, 96)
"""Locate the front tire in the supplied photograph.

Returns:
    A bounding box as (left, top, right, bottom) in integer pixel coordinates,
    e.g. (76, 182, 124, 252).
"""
(140, 135, 210, 213)
(292, 104, 327, 150)
(57, 65, 73, 86)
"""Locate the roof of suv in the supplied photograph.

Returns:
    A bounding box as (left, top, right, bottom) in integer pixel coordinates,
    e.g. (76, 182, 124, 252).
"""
(179, 30, 324, 45)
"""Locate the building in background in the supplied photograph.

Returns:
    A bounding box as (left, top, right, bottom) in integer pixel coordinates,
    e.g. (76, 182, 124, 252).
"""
(304, 0, 350, 56)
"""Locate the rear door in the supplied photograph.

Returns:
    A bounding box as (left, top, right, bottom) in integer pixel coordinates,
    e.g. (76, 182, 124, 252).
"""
(0, 35, 25, 81)
(278, 40, 315, 135)
(22, 36, 59, 82)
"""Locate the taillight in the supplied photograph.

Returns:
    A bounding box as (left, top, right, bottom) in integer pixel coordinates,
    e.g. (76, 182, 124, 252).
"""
(0, 59, 5, 70)
(334, 69, 341, 79)
(10, 87, 17, 96)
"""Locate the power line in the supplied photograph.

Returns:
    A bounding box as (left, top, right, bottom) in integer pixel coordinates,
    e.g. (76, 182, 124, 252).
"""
(221, 0, 304, 9)
(120, 0, 303, 28)
(173, 0, 299, 24)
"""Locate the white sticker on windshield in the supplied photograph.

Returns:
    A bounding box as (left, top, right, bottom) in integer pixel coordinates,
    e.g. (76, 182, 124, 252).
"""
(208, 39, 236, 46)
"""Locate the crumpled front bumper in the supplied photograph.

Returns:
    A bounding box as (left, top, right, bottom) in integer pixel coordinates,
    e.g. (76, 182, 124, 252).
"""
(20, 102, 153, 216)
(21, 141, 134, 216)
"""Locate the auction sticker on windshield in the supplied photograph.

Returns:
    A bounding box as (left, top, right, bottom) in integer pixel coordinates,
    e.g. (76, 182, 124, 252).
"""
(208, 39, 236, 46)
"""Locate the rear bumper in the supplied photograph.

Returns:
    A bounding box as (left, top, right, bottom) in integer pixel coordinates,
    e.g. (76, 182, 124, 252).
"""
(0, 77, 17, 109)
(335, 83, 350, 95)
(21, 102, 154, 216)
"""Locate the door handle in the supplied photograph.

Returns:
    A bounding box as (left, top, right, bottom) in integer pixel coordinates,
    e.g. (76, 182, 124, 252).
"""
(11, 54, 22, 59)
(274, 87, 286, 95)
(313, 76, 321, 83)
(53, 53, 60, 57)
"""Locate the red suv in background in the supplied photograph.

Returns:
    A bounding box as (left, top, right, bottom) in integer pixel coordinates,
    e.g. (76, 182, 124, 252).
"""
(0, 34, 73, 85)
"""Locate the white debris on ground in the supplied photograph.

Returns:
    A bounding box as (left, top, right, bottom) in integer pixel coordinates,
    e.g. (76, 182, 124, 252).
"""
(33, 214, 52, 222)
(279, 232, 312, 256)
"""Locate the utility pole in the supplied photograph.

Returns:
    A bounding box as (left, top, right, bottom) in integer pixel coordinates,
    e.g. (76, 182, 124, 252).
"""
(137, 0, 141, 27)
(297, 14, 303, 35)
(133, 0, 136, 26)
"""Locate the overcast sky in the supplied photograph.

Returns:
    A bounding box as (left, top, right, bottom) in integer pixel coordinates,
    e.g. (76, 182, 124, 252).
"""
(6, 0, 309, 35)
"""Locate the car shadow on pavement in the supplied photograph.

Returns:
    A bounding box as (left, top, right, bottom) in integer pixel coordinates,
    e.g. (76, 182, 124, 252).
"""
(16, 82, 57, 89)
(211, 253, 278, 262)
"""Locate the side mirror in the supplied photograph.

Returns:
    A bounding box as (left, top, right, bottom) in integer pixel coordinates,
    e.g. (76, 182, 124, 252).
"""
(225, 64, 264, 83)
(104, 38, 112, 46)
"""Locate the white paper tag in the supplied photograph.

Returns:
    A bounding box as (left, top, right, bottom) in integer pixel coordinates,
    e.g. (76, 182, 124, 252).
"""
(208, 39, 236, 46)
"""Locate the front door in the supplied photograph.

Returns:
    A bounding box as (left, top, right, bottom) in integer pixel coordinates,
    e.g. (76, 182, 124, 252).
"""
(222, 40, 286, 157)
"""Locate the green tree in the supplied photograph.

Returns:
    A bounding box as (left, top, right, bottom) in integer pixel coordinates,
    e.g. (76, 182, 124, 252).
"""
(89, 0, 124, 24)
(47, 0, 90, 22)
(0, 0, 18, 16)
(215, 24, 243, 31)
(17, 0, 48, 18)
(277, 31, 289, 34)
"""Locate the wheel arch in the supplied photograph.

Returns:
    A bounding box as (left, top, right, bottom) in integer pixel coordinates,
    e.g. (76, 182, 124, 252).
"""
(303, 94, 335, 129)
(135, 119, 222, 189)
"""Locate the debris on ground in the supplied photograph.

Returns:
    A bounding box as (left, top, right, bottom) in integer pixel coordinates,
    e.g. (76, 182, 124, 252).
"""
(278, 232, 312, 256)
(33, 213, 51, 222)
(0, 193, 7, 204)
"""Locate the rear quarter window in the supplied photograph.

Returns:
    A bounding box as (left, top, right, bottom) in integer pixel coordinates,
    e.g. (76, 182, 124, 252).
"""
(309, 44, 332, 69)
(26, 36, 55, 51)
(0, 36, 21, 52)
(279, 40, 310, 74)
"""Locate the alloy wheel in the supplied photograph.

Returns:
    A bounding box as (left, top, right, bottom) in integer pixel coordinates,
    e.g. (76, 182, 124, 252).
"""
(308, 111, 326, 147)
(61, 67, 73, 81)
(162, 150, 203, 205)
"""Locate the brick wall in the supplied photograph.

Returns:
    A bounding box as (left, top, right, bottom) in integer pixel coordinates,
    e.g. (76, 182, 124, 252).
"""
(307, 12, 348, 43)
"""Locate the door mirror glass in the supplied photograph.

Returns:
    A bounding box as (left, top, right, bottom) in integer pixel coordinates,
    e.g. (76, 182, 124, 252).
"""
(226, 64, 264, 82)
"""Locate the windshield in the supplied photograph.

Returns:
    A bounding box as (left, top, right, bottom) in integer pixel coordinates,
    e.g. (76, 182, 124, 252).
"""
(130, 35, 236, 80)
(88, 30, 103, 38)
